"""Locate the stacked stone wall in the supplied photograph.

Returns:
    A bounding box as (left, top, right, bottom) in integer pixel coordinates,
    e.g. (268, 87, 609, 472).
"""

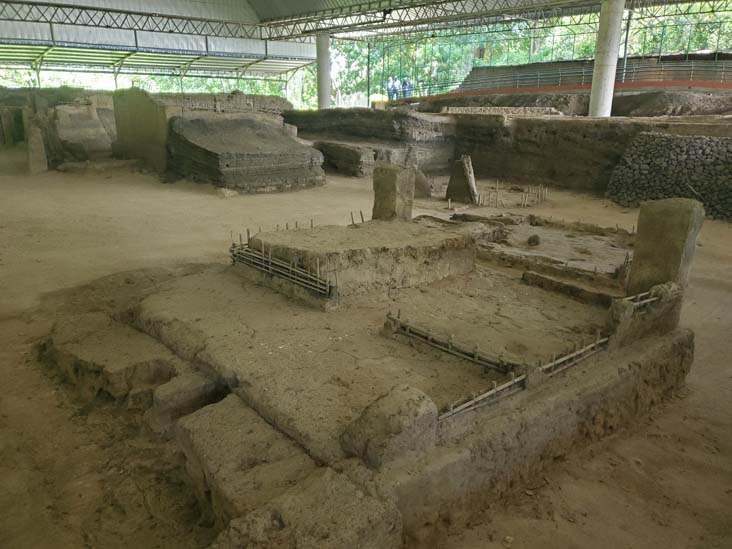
(607, 132, 732, 219)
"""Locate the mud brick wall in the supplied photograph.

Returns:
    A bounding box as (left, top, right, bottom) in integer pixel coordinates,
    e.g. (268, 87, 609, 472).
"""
(284, 108, 456, 142)
(155, 92, 292, 115)
(607, 133, 732, 220)
(284, 108, 456, 174)
(454, 115, 732, 192)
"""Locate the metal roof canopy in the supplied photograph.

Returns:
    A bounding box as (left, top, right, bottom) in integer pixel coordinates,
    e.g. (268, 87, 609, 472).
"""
(254, 0, 697, 37)
(0, 0, 717, 78)
(0, 40, 315, 79)
(0, 0, 706, 40)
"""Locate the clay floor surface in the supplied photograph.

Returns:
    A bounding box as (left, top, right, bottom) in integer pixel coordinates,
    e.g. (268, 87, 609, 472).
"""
(0, 147, 731, 548)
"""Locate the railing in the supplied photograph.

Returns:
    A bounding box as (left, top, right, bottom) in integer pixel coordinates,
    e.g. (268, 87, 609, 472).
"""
(384, 311, 522, 375)
(392, 59, 732, 102)
(230, 242, 334, 297)
(437, 333, 610, 422)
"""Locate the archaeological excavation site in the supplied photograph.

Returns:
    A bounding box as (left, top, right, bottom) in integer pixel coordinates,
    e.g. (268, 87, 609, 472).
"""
(1, 1, 731, 548)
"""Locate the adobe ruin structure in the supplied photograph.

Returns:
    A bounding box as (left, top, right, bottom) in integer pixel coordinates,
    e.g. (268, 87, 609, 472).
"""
(36, 149, 704, 545)
(1, 83, 729, 548)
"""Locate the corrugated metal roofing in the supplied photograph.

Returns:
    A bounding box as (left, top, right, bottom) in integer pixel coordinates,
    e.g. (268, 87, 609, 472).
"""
(0, 42, 314, 78)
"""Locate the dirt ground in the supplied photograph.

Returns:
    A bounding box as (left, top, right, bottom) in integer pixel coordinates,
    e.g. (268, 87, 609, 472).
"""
(1, 146, 731, 548)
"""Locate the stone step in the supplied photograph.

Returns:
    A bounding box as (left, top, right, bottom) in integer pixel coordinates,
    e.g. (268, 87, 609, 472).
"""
(145, 372, 226, 436)
(210, 467, 402, 549)
(43, 312, 190, 408)
(176, 394, 317, 529)
(42, 312, 222, 427)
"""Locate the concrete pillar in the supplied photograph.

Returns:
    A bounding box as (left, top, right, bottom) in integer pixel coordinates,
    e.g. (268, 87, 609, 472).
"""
(316, 33, 331, 109)
(588, 0, 625, 117)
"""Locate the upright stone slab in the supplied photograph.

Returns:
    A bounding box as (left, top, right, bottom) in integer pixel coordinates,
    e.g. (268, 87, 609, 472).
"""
(627, 198, 704, 294)
(1, 109, 15, 146)
(26, 121, 48, 174)
(372, 164, 415, 221)
(446, 154, 478, 205)
(413, 166, 432, 198)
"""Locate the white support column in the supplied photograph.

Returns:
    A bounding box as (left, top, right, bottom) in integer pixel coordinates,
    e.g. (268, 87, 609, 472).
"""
(316, 33, 331, 109)
(588, 0, 625, 117)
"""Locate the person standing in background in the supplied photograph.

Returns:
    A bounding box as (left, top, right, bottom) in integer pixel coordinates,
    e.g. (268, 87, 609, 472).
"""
(386, 76, 394, 101)
(392, 76, 401, 100)
(403, 78, 414, 98)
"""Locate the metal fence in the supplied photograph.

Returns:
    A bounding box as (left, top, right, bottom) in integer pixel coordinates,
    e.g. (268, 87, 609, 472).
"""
(395, 59, 732, 101)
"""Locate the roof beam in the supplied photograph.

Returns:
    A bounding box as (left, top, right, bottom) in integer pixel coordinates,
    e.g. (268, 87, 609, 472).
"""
(1, 0, 700, 42)
(261, 0, 701, 38)
(0, 0, 267, 39)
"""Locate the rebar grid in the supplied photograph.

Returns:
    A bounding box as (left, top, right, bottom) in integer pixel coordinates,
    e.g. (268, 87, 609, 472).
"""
(385, 311, 524, 374)
(230, 242, 334, 297)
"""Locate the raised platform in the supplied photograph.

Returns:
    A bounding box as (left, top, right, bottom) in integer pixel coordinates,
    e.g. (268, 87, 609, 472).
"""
(40, 256, 694, 547)
(168, 114, 325, 192)
(243, 220, 476, 299)
(285, 108, 456, 174)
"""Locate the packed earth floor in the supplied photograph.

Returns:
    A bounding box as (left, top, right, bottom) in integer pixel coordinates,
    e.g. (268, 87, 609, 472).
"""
(1, 145, 731, 548)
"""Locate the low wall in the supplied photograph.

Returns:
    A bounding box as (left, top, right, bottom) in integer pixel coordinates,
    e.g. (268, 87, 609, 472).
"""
(284, 108, 455, 142)
(155, 92, 291, 115)
(283, 104, 732, 192)
(408, 90, 732, 117)
(455, 115, 732, 192)
(383, 329, 693, 545)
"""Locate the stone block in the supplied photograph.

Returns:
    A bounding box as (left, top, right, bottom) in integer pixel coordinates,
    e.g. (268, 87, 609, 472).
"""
(446, 154, 478, 205)
(340, 384, 438, 469)
(26, 121, 48, 174)
(0, 108, 15, 146)
(413, 166, 432, 198)
(211, 468, 402, 549)
(53, 104, 112, 160)
(42, 312, 185, 406)
(283, 122, 297, 137)
(145, 372, 223, 434)
(314, 140, 376, 176)
(627, 198, 704, 294)
(372, 164, 415, 221)
(176, 394, 316, 528)
(608, 282, 684, 347)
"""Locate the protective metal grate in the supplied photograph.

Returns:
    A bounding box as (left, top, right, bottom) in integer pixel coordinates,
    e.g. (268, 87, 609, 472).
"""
(230, 242, 334, 297)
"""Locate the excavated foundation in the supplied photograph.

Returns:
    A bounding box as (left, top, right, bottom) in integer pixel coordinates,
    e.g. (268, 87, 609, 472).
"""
(383, 330, 693, 547)
(37, 204, 697, 547)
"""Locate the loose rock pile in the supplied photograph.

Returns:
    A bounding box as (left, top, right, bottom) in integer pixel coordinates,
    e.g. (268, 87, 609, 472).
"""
(607, 132, 732, 220)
